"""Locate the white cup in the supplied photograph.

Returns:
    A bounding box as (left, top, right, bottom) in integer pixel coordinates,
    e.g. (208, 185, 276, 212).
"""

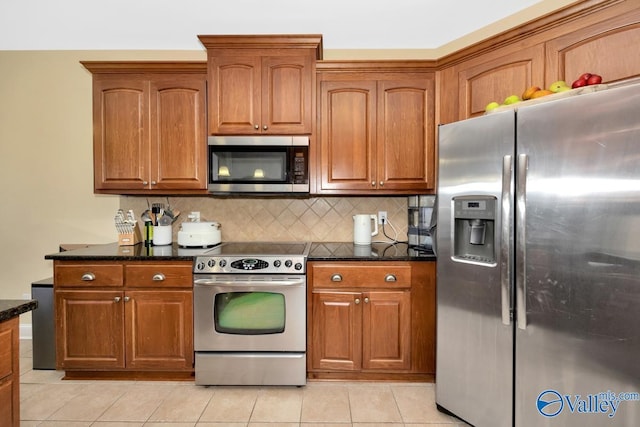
(153, 225, 172, 246)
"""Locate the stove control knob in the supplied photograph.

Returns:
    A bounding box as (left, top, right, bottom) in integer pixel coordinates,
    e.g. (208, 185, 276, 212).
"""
(285, 260, 293, 268)
(196, 261, 205, 271)
(219, 259, 227, 268)
(207, 259, 216, 268)
(273, 260, 282, 268)
(294, 262, 303, 271)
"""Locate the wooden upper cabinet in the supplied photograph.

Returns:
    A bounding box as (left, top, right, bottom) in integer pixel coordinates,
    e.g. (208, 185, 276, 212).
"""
(317, 64, 436, 194)
(319, 79, 377, 192)
(545, 9, 640, 85)
(83, 62, 208, 194)
(199, 35, 322, 135)
(456, 44, 545, 119)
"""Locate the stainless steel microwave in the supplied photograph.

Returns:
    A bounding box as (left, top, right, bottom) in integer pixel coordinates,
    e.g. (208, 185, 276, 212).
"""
(208, 136, 309, 194)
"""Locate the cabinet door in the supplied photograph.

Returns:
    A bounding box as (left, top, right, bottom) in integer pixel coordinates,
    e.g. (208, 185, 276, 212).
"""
(149, 74, 207, 190)
(93, 75, 150, 190)
(125, 290, 193, 370)
(208, 55, 261, 134)
(55, 290, 125, 369)
(0, 317, 18, 427)
(545, 12, 640, 85)
(318, 80, 377, 192)
(311, 291, 362, 371)
(362, 291, 411, 371)
(377, 78, 435, 191)
(262, 55, 313, 134)
(457, 44, 545, 119)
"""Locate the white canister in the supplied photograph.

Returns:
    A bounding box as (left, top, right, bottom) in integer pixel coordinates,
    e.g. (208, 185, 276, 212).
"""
(153, 225, 172, 246)
(353, 214, 379, 245)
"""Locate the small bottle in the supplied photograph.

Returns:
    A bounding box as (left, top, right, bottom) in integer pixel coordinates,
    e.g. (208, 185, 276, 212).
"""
(144, 220, 154, 246)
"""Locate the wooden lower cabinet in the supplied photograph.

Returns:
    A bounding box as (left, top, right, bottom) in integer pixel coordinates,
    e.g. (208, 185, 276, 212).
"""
(53, 261, 193, 379)
(307, 261, 435, 381)
(0, 317, 19, 427)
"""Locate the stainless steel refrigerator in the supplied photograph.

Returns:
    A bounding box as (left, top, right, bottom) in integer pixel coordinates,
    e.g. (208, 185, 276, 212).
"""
(436, 82, 640, 427)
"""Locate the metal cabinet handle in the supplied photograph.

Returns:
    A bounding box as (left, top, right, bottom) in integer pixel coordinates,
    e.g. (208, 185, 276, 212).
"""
(81, 273, 96, 281)
(124, 296, 130, 302)
(142, 181, 149, 185)
(152, 273, 166, 281)
(379, 181, 384, 186)
(371, 181, 375, 186)
(254, 124, 259, 130)
(263, 125, 268, 130)
(151, 181, 157, 185)
(364, 297, 369, 304)
(384, 274, 397, 282)
(355, 298, 361, 304)
(114, 296, 121, 303)
(331, 274, 342, 282)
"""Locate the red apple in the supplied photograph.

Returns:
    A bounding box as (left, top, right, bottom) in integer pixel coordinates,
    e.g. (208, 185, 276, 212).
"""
(572, 78, 588, 89)
(587, 74, 603, 85)
(578, 73, 592, 81)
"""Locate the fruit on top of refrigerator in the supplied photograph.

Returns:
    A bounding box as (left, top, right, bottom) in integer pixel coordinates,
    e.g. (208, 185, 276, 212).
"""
(548, 80, 570, 93)
(572, 72, 603, 88)
(485, 101, 501, 112)
(530, 89, 554, 99)
(504, 94, 522, 105)
(522, 86, 541, 100)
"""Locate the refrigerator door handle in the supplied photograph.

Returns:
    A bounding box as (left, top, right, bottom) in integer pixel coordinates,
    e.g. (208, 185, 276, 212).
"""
(516, 153, 529, 330)
(500, 155, 513, 326)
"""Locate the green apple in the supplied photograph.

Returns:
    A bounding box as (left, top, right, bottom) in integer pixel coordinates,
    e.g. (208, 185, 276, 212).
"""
(504, 95, 521, 105)
(485, 101, 500, 112)
(556, 86, 572, 92)
(549, 80, 570, 93)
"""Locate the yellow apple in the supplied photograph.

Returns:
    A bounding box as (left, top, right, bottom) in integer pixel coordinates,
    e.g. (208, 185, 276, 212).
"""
(485, 101, 500, 112)
(504, 95, 521, 105)
(549, 80, 570, 93)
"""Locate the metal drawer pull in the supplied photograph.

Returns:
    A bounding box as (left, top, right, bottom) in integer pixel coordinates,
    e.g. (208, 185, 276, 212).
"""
(364, 297, 369, 303)
(124, 296, 130, 302)
(331, 274, 343, 282)
(152, 273, 166, 281)
(384, 274, 397, 282)
(113, 296, 121, 303)
(81, 273, 96, 281)
(355, 298, 361, 304)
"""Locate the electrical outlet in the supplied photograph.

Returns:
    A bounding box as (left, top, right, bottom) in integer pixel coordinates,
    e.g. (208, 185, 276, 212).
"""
(22, 293, 30, 299)
(378, 211, 387, 224)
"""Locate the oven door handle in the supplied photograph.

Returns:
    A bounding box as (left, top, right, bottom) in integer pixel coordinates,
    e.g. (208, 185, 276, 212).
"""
(194, 278, 305, 287)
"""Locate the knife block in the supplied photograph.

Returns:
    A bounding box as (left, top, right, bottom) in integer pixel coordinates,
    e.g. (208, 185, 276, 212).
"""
(118, 226, 142, 246)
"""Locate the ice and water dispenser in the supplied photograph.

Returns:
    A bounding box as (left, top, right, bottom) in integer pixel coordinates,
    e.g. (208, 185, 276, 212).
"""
(452, 196, 497, 265)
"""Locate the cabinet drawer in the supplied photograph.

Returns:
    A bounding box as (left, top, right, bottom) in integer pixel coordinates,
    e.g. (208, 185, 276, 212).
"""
(125, 263, 192, 288)
(311, 263, 411, 289)
(55, 263, 124, 288)
(0, 326, 13, 379)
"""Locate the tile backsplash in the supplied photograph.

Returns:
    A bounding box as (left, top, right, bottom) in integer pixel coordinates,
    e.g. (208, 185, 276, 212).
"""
(120, 196, 409, 243)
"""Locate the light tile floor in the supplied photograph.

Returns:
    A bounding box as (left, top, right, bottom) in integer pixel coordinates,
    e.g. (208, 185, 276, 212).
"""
(19, 340, 469, 426)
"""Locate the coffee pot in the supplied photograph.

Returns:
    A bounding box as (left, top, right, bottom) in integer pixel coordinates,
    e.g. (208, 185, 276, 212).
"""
(353, 214, 378, 245)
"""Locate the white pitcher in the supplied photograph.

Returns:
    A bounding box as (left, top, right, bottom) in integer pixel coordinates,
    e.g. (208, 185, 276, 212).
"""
(353, 214, 378, 245)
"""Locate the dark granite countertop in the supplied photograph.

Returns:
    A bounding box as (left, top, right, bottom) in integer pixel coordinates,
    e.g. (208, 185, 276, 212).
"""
(0, 299, 38, 322)
(44, 241, 436, 262)
(44, 242, 213, 261)
(309, 242, 436, 261)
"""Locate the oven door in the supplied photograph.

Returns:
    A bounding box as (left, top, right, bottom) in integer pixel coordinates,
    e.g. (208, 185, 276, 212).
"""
(193, 275, 306, 352)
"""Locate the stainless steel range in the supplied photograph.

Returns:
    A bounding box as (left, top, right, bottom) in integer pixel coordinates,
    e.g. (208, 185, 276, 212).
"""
(193, 241, 310, 386)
